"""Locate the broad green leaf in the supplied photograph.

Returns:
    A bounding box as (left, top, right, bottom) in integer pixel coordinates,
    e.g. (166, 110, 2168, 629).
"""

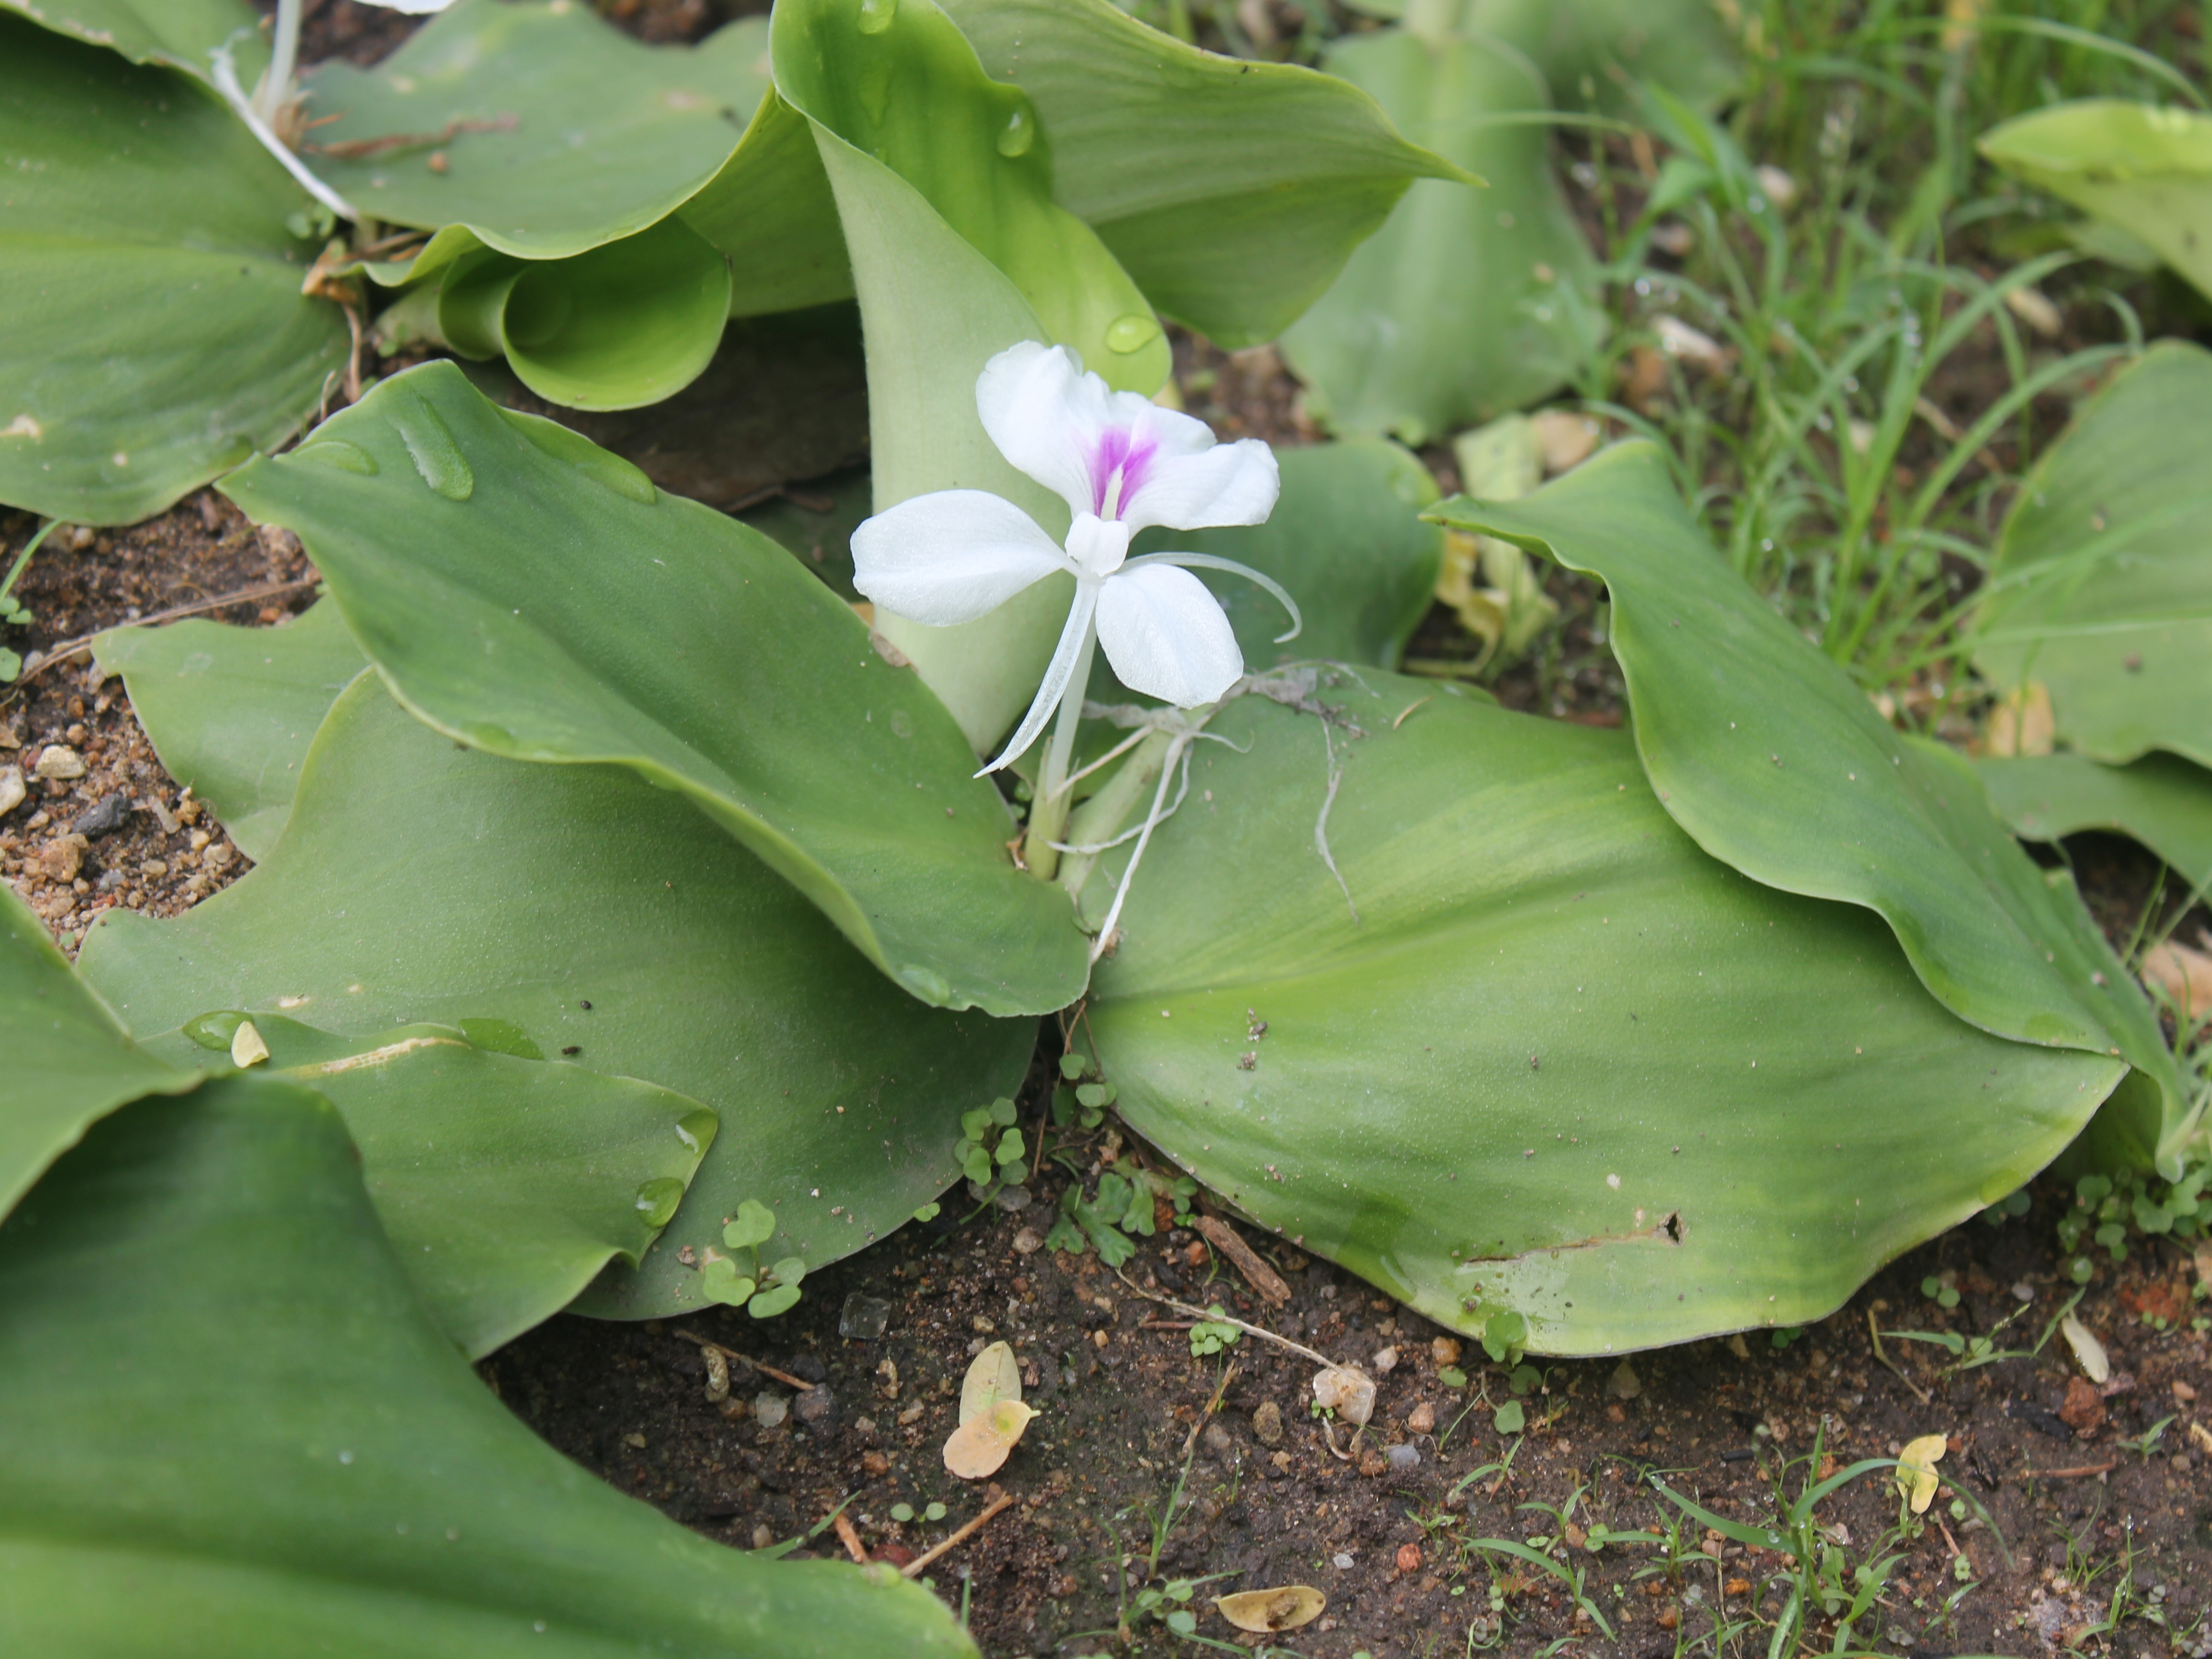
(218, 361, 1089, 1016)
(303, 3, 767, 262)
(1279, 21, 1603, 446)
(1977, 751, 2212, 896)
(0, 1077, 976, 1655)
(1979, 101, 2212, 303)
(1136, 439, 1443, 673)
(1973, 342, 2212, 772)
(1464, 0, 1740, 118)
(434, 215, 734, 411)
(94, 600, 365, 862)
(673, 83, 855, 320)
(1435, 441, 2187, 1161)
(799, 78, 1074, 753)
(937, 0, 1463, 347)
(773, 0, 1170, 397)
(0, 0, 261, 78)
(140, 1014, 715, 1358)
(77, 675, 1034, 1319)
(0, 883, 196, 1221)
(1081, 671, 2124, 1354)
(0, 18, 346, 524)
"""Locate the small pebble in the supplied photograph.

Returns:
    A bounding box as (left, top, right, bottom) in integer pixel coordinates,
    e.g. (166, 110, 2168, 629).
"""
(1252, 1400, 1284, 1446)
(1332, 1551, 1356, 1570)
(1607, 1359, 1642, 1400)
(994, 1184, 1031, 1212)
(70, 793, 130, 837)
(0, 765, 24, 818)
(1396, 1543, 1422, 1574)
(1371, 1345, 1399, 1376)
(1385, 1443, 1420, 1471)
(1407, 1401, 1436, 1434)
(702, 1347, 730, 1403)
(753, 1391, 789, 1429)
(752, 1525, 775, 1550)
(1012, 1227, 1043, 1254)
(1202, 1422, 1233, 1456)
(862, 1450, 890, 1476)
(1431, 1337, 1461, 1366)
(792, 1385, 838, 1434)
(32, 744, 85, 781)
(622, 1432, 646, 1450)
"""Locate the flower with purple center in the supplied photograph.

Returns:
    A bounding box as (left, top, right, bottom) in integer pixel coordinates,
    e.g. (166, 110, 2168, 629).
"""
(851, 342, 1299, 797)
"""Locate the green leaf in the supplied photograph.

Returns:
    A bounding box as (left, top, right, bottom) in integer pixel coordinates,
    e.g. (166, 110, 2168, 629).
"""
(1280, 22, 1602, 446)
(217, 361, 1088, 1017)
(431, 217, 734, 412)
(1977, 750, 2212, 895)
(961, 1146, 996, 1186)
(767, 1255, 807, 1288)
(0, 1077, 977, 1654)
(75, 675, 1034, 1321)
(1135, 439, 1443, 672)
(748, 1282, 803, 1319)
(1434, 442, 2186, 1159)
(1464, 0, 1741, 120)
(771, 0, 1105, 752)
(303, 4, 766, 262)
(699, 1258, 757, 1307)
(94, 599, 366, 862)
(1080, 670, 2124, 1354)
(724, 1198, 779, 1252)
(1979, 100, 2212, 303)
(937, 0, 1462, 346)
(0, 0, 262, 79)
(995, 1128, 1026, 1166)
(0, 17, 346, 523)
(774, 0, 1168, 397)
(1973, 342, 2212, 772)
(0, 883, 197, 1223)
(144, 1014, 715, 1357)
(988, 1095, 1019, 1126)
(1493, 1401, 1526, 1435)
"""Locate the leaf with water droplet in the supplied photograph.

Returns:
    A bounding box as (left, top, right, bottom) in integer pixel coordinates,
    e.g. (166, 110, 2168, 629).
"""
(496, 408, 655, 503)
(182, 1010, 251, 1052)
(229, 1020, 271, 1068)
(294, 440, 379, 476)
(458, 1018, 541, 1060)
(1104, 313, 1161, 355)
(383, 387, 474, 501)
(634, 1177, 685, 1230)
(995, 102, 1034, 158)
(856, 0, 897, 32)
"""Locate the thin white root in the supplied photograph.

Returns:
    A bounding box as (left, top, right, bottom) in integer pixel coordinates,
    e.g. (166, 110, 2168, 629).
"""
(1315, 722, 1358, 925)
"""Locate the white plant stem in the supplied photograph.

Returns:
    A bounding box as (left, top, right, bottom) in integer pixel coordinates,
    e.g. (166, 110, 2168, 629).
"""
(1021, 623, 1098, 880)
(210, 36, 358, 222)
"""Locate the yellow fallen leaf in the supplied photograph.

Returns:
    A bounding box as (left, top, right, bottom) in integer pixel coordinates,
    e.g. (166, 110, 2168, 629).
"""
(230, 1020, 270, 1068)
(1215, 1586, 1326, 1634)
(2060, 1313, 2110, 1383)
(1896, 1433, 1946, 1514)
(1983, 681, 2053, 757)
(2143, 941, 2212, 1019)
(943, 1398, 1035, 1480)
(960, 1340, 1021, 1427)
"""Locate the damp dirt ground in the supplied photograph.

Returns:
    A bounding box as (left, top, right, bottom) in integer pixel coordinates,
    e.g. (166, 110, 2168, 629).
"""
(4, 6, 2210, 1655)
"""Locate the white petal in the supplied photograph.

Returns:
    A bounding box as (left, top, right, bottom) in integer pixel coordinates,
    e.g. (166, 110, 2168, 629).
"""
(976, 342, 1116, 518)
(850, 490, 1067, 627)
(1094, 564, 1245, 709)
(980, 582, 1101, 775)
(1119, 437, 1279, 534)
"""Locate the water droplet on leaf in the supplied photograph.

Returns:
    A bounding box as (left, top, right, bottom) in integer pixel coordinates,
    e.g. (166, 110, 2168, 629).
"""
(293, 439, 378, 476)
(996, 103, 1034, 157)
(383, 389, 474, 501)
(634, 1177, 685, 1229)
(1105, 313, 1162, 355)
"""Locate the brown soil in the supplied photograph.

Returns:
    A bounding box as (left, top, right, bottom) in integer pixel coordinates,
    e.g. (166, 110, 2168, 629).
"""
(4, 9, 2207, 1657)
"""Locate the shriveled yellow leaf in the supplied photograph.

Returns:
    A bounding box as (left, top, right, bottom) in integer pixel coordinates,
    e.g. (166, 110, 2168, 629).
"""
(1215, 1586, 1326, 1634)
(1895, 1433, 1946, 1514)
(943, 1398, 1035, 1480)
(230, 1020, 270, 1068)
(960, 1340, 1021, 1427)
(2143, 941, 2212, 1020)
(2060, 1313, 2110, 1383)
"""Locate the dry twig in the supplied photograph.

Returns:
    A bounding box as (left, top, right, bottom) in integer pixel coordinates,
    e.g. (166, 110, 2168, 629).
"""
(901, 1487, 1015, 1578)
(1195, 1215, 1290, 1305)
(671, 1327, 817, 1393)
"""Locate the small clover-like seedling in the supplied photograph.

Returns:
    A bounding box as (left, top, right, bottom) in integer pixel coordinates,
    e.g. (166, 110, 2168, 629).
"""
(1479, 1310, 1530, 1368)
(1189, 1307, 1241, 1358)
(1920, 1274, 1960, 1310)
(696, 1200, 805, 1318)
(954, 1097, 1025, 1197)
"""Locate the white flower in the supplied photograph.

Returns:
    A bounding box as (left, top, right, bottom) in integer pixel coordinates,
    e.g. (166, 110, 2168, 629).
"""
(851, 342, 1298, 774)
